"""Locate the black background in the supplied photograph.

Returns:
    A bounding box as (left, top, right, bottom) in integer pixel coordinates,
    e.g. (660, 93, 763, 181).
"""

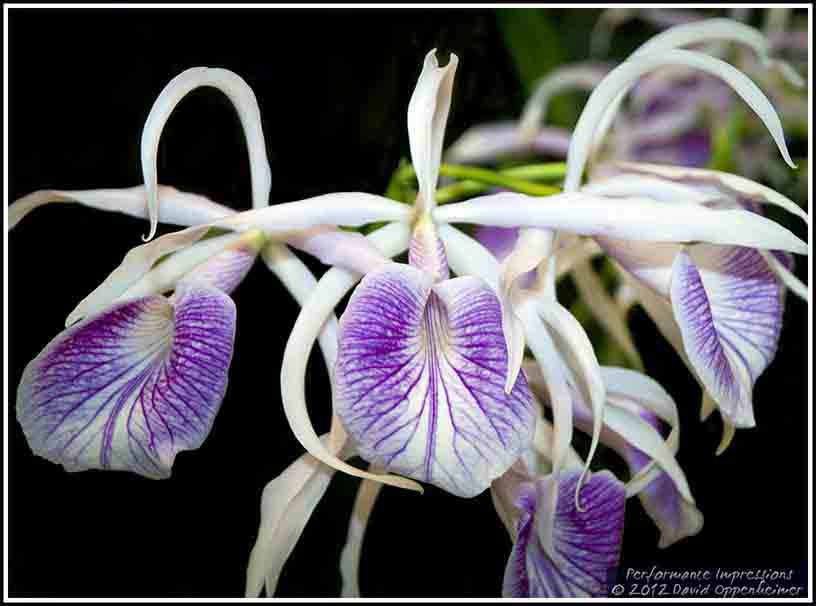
(8, 8, 809, 598)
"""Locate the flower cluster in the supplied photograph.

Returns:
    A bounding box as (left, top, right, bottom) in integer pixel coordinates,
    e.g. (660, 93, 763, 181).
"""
(10, 16, 809, 598)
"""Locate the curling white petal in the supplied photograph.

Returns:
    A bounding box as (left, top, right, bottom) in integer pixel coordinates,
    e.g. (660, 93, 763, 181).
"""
(518, 63, 610, 135)
(566, 49, 797, 193)
(141, 67, 272, 240)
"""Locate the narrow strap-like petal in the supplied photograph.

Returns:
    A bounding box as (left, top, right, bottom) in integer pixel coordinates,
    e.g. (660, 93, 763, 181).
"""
(245, 427, 350, 597)
(17, 281, 236, 478)
(141, 67, 272, 240)
(339, 467, 384, 597)
(8, 185, 233, 232)
(570, 260, 644, 370)
(436, 191, 808, 254)
(565, 48, 796, 193)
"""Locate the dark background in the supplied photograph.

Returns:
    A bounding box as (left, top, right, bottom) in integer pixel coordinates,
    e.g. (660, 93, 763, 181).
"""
(7, 8, 809, 598)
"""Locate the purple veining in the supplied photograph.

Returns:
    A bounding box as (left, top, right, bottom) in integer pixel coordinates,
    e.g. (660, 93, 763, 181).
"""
(672, 246, 783, 427)
(335, 263, 536, 497)
(16, 281, 237, 477)
(502, 471, 625, 597)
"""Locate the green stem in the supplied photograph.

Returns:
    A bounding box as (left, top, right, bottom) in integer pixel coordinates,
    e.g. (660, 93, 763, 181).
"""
(394, 161, 565, 202)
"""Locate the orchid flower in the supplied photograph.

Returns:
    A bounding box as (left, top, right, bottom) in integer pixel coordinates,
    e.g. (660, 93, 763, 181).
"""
(493, 25, 809, 439)
(491, 415, 625, 598)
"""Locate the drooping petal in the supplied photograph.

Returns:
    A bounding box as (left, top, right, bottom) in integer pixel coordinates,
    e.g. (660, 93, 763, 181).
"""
(503, 471, 625, 597)
(569, 260, 644, 370)
(16, 281, 236, 478)
(261, 242, 339, 370)
(335, 264, 536, 497)
(600, 367, 702, 548)
(671, 246, 784, 427)
(524, 360, 693, 503)
(622, 424, 704, 548)
(245, 427, 349, 597)
(66, 193, 411, 325)
(8, 185, 233, 231)
(339, 467, 384, 598)
(407, 49, 458, 213)
(141, 67, 272, 240)
(565, 48, 796, 193)
(435, 191, 808, 254)
(518, 63, 611, 135)
(285, 226, 392, 275)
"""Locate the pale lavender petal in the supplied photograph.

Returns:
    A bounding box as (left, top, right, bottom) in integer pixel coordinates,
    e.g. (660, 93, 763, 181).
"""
(671, 246, 783, 427)
(16, 281, 236, 477)
(182, 247, 258, 295)
(335, 263, 536, 497)
(503, 471, 625, 597)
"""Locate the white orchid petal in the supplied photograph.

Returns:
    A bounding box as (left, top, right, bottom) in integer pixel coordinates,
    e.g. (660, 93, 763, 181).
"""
(245, 430, 349, 597)
(760, 249, 808, 302)
(435, 192, 808, 254)
(570, 261, 644, 370)
(119, 230, 265, 301)
(595, 18, 804, 157)
(261, 242, 339, 371)
(408, 49, 458, 213)
(518, 63, 610, 135)
(8, 185, 233, 232)
(604, 405, 693, 503)
(340, 469, 384, 597)
(141, 67, 271, 240)
(519, 302, 573, 479)
(614, 162, 810, 226)
(536, 297, 606, 500)
(602, 367, 678, 428)
(66, 193, 410, 325)
(582, 174, 719, 205)
(279, 222, 422, 492)
(566, 48, 797, 193)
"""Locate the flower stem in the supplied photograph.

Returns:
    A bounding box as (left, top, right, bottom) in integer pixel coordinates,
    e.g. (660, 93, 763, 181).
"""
(391, 161, 565, 204)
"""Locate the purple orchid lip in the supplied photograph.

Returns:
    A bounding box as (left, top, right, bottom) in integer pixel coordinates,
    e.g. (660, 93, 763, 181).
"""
(672, 245, 783, 427)
(503, 470, 626, 598)
(334, 262, 536, 498)
(16, 280, 237, 478)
